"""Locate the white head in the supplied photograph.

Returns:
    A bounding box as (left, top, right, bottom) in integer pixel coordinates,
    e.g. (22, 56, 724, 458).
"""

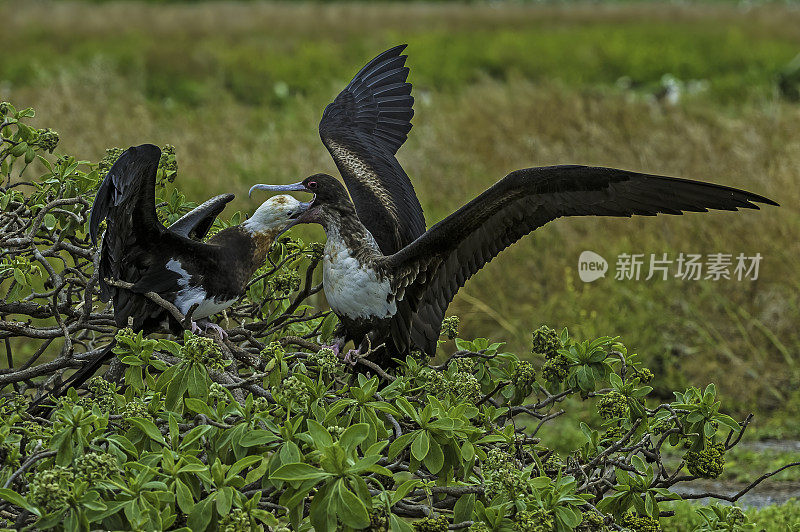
(241, 194, 310, 235)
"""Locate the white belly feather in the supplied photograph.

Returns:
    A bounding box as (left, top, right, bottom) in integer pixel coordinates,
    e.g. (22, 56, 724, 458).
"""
(323, 239, 396, 320)
(166, 259, 236, 319)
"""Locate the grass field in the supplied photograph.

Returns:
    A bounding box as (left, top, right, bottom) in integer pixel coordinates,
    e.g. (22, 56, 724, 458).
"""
(2, 1, 799, 432)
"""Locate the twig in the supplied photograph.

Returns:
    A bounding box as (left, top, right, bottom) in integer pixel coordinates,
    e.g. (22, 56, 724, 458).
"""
(103, 277, 187, 326)
(2, 450, 57, 489)
(661, 461, 800, 502)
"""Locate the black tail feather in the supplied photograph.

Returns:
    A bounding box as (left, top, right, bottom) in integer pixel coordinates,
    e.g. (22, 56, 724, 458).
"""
(28, 341, 117, 416)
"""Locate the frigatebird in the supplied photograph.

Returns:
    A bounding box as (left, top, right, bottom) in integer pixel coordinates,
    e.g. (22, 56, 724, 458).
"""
(250, 167, 777, 366)
(307, 44, 427, 353)
(33, 144, 309, 406)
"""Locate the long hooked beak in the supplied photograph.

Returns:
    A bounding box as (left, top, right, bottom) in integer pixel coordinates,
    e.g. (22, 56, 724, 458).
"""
(249, 182, 307, 197)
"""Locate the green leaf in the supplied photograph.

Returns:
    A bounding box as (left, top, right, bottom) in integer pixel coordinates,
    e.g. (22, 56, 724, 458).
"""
(64, 510, 78, 531)
(188, 497, 213, 532)
(308, 482, 336, 531)
(335, 482, 370, 529)
(216, 486, 233, 516)
(364, 440, 388, 457)
(703, 383, 716, 402)
(391, 479, 420, 506)
(228, 455, 262, 480)
(180, 425, 213, 449)
(394, 396, 419, 422)
(245, 458, 269, 485)
(476, 434, 507, 444)
(175, 479, 195, 514)
(184, 398, 216, 419)
(318, 313, 338, 341)
(10, 142, 27, 156)
(424, 437, 444, 474)
(306, 419, 333, 449)
(86, 499, 127, 522)
(714, 414, 741, 432)
(555, 506, 581, 529)
(411, 431, 430, 462)
(188, 363, 209, 398)
(391, 513, 415, 532)
(339, 423, 369, 452)
(239, 429, 278, 448)
(43, 212, 58, 231)
(279, 441, 301, 464)
(177, 463, 208, 474)
(454, 494, 475, 525)
(461, 440, 475, 462)
(0, 488, 39, 515)
(128, 417, 166, 445)
(271, 463, 329, 482)
(388, 431, 417, 459)
(631, 455, 647, 475)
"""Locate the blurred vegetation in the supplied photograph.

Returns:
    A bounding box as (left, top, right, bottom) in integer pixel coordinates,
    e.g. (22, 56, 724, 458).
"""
(665, 499, 800, 531)
(1, 1, 799, 436)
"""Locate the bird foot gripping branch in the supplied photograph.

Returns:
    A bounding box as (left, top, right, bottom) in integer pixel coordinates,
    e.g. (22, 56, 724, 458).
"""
(190, 319, 228, 340)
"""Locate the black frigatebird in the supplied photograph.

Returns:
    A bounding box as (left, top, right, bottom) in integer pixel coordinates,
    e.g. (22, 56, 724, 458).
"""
(32, 144, 309, 407)
(305, 44, 427, 353)
(250, 168, 777, 366)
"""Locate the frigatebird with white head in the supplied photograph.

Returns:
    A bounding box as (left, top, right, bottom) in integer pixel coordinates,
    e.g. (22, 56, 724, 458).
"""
(250, 167, 777, 367)
(33, 144, 309, 406)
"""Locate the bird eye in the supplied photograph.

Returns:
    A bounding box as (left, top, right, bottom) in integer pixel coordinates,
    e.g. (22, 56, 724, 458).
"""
(307, 181, 318, 190)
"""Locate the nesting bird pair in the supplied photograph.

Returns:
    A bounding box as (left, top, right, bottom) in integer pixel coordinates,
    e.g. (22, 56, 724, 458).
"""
(57, 45, 776, 396)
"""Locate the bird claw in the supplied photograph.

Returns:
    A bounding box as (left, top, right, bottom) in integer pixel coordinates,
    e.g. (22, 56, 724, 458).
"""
(321, 343, 341, 357)
(343, 349, 360, 366)
(203, 322, 228, 340)
(189, 319, 227, 339)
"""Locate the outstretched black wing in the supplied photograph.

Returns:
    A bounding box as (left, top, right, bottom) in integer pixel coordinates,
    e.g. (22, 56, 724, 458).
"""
(90, 144, 165, 302)
(90, 144, 162, 246)
(386, 165, 778, 355)
(168, 193, 235, 240)
(89, 144, 184, 331)
(320, 44, 425, 254)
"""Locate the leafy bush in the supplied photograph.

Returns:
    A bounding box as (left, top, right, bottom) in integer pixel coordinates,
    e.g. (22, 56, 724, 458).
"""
(1, 104, 797, 531)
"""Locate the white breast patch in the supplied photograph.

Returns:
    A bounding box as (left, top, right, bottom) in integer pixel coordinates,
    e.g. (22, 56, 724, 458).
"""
(166, 259, 236, 320)
(322, 238, 396, 320)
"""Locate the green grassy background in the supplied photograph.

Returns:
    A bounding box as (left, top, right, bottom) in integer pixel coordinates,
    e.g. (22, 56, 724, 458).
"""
(2, 1, 799, 434)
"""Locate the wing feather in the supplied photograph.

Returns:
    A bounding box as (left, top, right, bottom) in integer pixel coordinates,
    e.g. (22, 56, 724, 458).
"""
(168, 193, 235, 240)
(89, 144, 164, 304)
(387, 165, 777, 354)
(319, 45, 425, 254)
(89, 144, 216, 332)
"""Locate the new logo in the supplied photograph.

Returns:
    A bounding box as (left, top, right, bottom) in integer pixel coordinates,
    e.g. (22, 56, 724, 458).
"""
(578, 250, 608, 282)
